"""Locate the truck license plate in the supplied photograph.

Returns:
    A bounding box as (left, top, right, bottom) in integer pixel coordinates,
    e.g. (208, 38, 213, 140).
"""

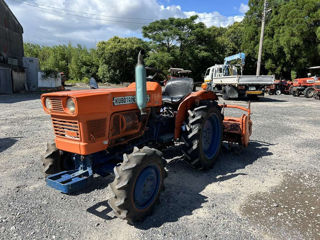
(249, 86, 256, 90)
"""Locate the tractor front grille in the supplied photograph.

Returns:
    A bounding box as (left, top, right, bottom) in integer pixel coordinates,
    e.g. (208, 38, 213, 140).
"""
(50, 98, 64, 112)
(52, 118, 80, 140)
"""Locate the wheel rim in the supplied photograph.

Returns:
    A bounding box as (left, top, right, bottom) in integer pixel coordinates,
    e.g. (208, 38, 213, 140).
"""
(276, 90, 281, 95)
(134, 166, 160, 210)
(201, 114, 221, 159)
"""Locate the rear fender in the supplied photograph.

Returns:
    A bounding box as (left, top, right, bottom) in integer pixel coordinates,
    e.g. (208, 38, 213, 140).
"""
(174, 90, 218, 139)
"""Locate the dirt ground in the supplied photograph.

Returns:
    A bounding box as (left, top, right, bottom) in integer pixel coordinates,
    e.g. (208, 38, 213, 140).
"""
(0, 91, 319, 240)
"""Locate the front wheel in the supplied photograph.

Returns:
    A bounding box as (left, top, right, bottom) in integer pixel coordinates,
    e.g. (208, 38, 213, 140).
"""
(275, 90, 282, 95)
(41, 142, 73, 177)
(181, 102, 223, 170)
(108, 147, 166, 224)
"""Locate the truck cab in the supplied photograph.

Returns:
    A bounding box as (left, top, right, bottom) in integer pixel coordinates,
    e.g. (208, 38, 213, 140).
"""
(204, 64, 238, 83)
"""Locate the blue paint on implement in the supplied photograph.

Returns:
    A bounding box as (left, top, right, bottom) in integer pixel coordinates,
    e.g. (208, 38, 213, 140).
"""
(46, 156, 93, 194)
(134, 165, 160, 210)
(201, 114, 221, 159)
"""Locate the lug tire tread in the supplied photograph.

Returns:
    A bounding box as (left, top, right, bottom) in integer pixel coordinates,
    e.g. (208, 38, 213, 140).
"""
(108, 147, 166, 224)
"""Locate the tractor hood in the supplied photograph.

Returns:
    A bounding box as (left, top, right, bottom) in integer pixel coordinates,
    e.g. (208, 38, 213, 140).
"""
(41, 82, 162, 117)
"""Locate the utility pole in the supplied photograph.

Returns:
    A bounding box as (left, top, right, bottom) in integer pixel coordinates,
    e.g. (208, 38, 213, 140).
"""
(256, 0, 267, 76)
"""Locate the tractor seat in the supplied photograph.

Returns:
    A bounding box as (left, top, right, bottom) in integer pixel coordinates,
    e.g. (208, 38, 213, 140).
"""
(162, 77, 194, 105)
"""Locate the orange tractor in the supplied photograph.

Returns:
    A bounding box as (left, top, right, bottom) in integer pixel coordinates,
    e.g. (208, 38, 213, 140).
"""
(41, 52, 252, 223)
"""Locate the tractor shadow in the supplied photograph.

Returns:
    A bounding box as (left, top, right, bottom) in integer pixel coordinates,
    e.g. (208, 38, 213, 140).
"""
(0, 93, 41, 103)
(231, 97, 287, 103)
(86, 140, 274, 227)
(134, 140, 273, 229)
(71, 175, 113, 196)
(0, 137, 19, 153)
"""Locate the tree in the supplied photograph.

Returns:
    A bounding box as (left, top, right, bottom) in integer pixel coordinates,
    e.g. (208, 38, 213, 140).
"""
(68, 45, 98, 81)
(96, 37, 149, 83)
(242, 0, 320, 78)
(143, 16, 225, 81)
(218, 22, 244, 56)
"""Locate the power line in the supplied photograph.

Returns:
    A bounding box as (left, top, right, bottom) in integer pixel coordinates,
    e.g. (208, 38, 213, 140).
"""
(17, 0, 157, 21)
(10, 0, 232, 24)
(10, 0, 153, 26)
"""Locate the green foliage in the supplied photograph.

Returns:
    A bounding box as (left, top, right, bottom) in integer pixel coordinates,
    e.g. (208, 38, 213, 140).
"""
(242, 0, 319, 78)
(96, 37, 149, 83)
(143, 16, 226, 81)
(81, 77, 90, 84)
(24, 42, 98, 82)
(291, 70, 297, 80)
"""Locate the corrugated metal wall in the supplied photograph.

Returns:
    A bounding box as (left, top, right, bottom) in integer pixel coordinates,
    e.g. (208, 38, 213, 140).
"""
(0, 67, 12, 94)
(0, 0, 24, 67)
(12, 70, 26, 92)
(23, 57, 39, 91)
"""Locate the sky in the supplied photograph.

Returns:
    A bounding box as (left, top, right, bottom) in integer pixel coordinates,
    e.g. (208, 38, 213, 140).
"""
(6, 0, 249, 48)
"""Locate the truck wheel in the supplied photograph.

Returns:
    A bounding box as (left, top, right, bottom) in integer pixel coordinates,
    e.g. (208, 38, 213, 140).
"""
(276, 90, 282, 95)
(304, 88, 315, 98)
(181, 102, 223, 170)
(222, 91, 230, 100)
(108, 146, 166, 224)
(41, 142, 72, 177)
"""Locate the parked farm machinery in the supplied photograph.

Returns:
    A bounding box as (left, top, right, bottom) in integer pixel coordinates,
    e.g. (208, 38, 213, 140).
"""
(41, 52, 252, 224)
(266, 80, 292, 95)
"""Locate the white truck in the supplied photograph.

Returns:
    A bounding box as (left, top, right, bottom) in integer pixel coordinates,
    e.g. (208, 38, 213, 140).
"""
(203, 53, 274, 100)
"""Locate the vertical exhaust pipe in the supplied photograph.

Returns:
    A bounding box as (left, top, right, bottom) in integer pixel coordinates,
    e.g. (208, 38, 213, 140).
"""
(135, 51, 147, 115)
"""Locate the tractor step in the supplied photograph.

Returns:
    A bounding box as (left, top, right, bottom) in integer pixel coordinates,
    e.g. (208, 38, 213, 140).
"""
(46, 169, 93, 194)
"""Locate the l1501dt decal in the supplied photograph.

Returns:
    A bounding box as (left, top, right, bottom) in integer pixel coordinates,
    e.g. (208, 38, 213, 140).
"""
(113, 95, 150, 106)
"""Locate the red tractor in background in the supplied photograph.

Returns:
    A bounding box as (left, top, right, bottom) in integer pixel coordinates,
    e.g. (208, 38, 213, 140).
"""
(290, 66, 320, 98)
(267, 80, 292, 95)
(290, 77, 316, 98)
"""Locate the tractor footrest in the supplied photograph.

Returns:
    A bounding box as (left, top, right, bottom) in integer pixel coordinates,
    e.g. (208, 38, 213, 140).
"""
(46, 169, 93, 194)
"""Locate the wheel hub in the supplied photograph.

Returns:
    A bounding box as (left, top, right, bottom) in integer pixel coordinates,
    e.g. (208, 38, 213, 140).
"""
(134, 166, 160, 209)
(201, 114, 221, 159)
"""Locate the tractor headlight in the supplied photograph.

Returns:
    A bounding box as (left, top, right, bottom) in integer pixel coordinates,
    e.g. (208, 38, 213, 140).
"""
(66, 98, 76, 113)
(45, 98, 52, 110)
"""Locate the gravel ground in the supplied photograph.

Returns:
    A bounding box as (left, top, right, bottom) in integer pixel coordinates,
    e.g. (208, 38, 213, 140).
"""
(0, 91, 319, 240)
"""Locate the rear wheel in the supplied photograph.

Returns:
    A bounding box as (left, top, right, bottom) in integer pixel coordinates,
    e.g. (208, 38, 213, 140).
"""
(181, 102, 223, 170)
(108, 147, 166, 224)
(304, 87, 315, 98)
